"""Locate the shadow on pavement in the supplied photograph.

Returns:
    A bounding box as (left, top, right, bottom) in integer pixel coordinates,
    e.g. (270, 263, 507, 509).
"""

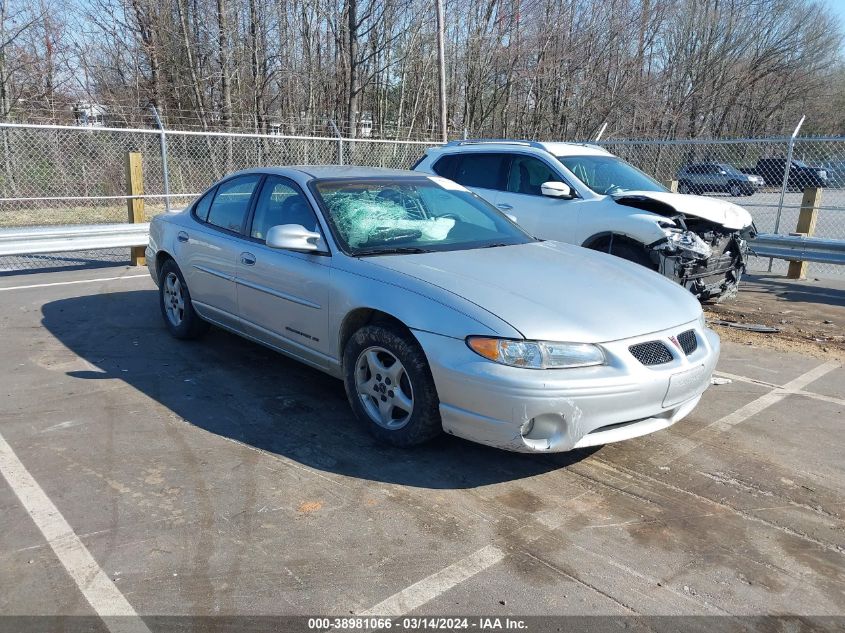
(41, 289, 595, 489)
(741, 273, 845, 309)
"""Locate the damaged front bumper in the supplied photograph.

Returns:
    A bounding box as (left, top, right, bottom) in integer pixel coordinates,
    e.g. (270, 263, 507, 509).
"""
(652, 229, 750, 301)
(414, 323, 719, 453)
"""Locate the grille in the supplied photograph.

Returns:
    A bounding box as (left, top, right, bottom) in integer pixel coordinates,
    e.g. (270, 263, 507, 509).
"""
(677, 329, 698, 355)
(629, 341, 673, 365)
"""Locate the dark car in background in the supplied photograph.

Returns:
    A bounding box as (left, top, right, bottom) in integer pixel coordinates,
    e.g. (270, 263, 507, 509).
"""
(820, 160, 845, 188)
(754, 158, 828, 189)
(677, 163, 763, 197)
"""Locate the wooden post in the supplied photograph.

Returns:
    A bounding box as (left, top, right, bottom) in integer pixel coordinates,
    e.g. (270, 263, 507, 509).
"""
(786, 186, 822, 280)
(125, 152, 145, 266)
(667, 179, 678, 192)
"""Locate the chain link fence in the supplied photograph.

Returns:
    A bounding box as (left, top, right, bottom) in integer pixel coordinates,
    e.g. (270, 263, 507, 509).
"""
(595, 137, 845, 276)
(0, 123, 435, 272)
(1, 122, 843, 276)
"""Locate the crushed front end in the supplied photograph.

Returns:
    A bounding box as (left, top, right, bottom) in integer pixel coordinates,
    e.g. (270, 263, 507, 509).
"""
(651, 218, 755, 302)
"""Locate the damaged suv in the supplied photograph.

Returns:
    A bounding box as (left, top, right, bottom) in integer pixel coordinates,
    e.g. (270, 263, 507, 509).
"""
(413, 140, 756, 301)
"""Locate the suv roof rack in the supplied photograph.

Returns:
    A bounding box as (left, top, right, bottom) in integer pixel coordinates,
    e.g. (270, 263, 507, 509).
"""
(444, 138, 549, 151)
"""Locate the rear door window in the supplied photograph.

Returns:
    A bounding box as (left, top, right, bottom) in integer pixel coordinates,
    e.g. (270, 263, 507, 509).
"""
(452, 154, 507, 190)
(194, 189, 215, 222)
(206, 175, 262, 233)
(432, 154, 459, 179)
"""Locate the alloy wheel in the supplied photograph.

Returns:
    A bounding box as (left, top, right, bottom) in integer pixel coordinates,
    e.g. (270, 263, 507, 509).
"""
(354, 346, 414, 430)
(163, 272, 185, 327)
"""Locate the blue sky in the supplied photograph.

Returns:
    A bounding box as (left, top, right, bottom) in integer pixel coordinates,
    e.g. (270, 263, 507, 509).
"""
(826, 0, 845, 28)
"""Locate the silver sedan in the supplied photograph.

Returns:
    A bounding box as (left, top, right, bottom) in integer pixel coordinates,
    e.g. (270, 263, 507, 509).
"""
(147, 166, 719, 452)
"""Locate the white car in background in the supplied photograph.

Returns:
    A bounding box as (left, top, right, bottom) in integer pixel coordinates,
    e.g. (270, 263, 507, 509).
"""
(413, 140, 756, 301)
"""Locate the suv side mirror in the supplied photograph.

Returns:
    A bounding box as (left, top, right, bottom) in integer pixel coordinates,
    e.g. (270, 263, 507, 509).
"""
(540, 181, 574, 199)
(266, 224, 321, 252)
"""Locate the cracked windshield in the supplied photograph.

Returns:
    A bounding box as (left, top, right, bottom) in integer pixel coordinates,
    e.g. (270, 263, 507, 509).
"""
(313, 177, 532, 255)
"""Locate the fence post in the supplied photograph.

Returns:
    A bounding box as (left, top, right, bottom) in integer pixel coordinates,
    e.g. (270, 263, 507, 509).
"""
(770, 115, 805, 272)
(126, 151, 146, 266)
(329, 119, 343, 165)
(666, 179, 678, 192)
(150, 105, 171, 212)
(786, 186, 822, 280)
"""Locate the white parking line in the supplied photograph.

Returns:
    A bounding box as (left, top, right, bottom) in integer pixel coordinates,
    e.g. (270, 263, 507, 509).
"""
(0, 274, 149, 292)
(653, 360, 841, 466)
(0, 432, 151, 633)
(714, 369, 845, 407)
(359, 545, 505, 616)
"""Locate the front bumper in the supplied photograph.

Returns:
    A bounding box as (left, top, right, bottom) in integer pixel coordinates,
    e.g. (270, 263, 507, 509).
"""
(415, 322, 719, 453)
(657, 233, 747, 301)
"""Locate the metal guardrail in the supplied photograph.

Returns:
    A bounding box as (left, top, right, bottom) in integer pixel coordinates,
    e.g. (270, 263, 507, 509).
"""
(751, 233, 845, 266)
(0, 223, 150, 257)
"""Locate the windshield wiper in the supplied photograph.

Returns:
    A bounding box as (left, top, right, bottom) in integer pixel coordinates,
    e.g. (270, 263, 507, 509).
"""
(354, 246, 432, 257)
(480, 242, 511, 248)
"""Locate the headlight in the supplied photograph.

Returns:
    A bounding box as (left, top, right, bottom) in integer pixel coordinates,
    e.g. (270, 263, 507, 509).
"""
(658, 229, 712, 260)
(466, 337, 606, 369)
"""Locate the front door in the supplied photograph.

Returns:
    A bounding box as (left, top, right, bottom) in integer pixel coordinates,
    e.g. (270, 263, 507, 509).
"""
(494, 153, 581, 243)
(235, 176, 332, 369)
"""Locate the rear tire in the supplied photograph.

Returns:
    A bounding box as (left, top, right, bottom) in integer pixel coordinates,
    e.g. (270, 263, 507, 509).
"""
(158, 259, 209, 340)
(728, 182, 742, 197)
(343, 324, 442, 447)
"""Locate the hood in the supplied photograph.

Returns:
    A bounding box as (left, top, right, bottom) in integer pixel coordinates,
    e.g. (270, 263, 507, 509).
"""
(613, 190, 753, 230)
(367, 241, 701, 343)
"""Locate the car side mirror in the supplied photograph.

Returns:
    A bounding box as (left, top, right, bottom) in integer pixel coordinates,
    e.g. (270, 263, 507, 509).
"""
(540, 181, 574, 199)
(266, 224, 321, 252)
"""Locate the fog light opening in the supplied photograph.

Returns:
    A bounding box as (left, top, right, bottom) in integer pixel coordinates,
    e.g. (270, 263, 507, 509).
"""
(521, 413, 565, 443)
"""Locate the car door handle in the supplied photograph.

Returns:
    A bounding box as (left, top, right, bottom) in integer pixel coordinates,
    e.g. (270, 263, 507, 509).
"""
(240, 252, 256, 266)
(177, 231, 189, 243)
(497, 203, 513, 210)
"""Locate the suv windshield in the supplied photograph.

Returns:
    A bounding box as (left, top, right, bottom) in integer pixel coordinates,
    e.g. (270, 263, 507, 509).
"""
(556, 155, 666, 195)
(311, 176, 533, 256)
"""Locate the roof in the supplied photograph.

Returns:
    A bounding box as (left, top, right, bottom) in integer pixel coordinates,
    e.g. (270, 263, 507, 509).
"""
(430, 139, 612, 158)
(226, 165, 421, 181)
(538, 142, 612, 157)
(291, 165, 418, 178)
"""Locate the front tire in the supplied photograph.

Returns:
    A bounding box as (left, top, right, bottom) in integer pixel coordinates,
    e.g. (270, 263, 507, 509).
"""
(158, 259, 209, 340)
(600, 240, 656, 270)
(343, 324, 442, 447)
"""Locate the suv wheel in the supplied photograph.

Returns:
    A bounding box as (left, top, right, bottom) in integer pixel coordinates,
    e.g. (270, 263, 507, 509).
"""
(728, 182, 743, 197)
(343, 324, 442, 447)
(597, 240, 656, 270)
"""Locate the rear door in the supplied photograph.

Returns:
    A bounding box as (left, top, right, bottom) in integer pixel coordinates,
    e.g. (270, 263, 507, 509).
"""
(178, 174, 262, 329)
(235, 176, 332, 368)
(444, 152, 508, 208)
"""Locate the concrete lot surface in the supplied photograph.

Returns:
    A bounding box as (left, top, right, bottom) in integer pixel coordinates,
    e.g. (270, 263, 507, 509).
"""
(0, 268, 843, 629)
